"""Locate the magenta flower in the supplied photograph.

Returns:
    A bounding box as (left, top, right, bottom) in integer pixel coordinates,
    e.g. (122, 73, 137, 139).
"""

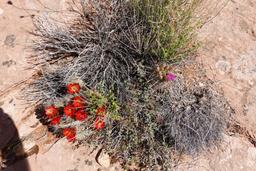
(166, 73, 176, 81)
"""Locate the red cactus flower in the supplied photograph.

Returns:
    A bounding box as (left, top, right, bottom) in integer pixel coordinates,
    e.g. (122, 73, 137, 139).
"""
(51, 116, 61, 125)
(67, 83, 81, 94)
(96, 106, 106, 117)
(63, 128, 76, 142)
(64, 105, 75, 117)
(94, 117, 105, 130)
(45, 106, 58, 118)
(63, 128, 74, 136)
(67, 134, 76, 142)
(75, 110, 88, 121)
(73, 96, 85, 108)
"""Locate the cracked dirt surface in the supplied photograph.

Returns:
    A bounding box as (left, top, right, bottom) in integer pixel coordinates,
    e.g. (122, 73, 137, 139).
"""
(0, 0, 256, 170)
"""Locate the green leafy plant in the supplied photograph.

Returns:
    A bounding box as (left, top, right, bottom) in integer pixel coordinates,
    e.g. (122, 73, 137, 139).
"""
(131, 0, 201, 61)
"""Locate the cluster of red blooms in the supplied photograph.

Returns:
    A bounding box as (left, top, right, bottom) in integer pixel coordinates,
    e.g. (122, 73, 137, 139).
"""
(44, 83, 107, 142)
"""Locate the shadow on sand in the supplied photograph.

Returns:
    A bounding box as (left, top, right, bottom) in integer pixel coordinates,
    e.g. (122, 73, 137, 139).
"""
(0, 108, 30, 171)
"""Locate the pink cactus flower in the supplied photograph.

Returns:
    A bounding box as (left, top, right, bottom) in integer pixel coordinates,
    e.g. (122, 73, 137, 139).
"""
(166, 73, 176, 81)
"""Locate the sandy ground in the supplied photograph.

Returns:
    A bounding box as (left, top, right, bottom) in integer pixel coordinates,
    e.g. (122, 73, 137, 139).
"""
(0, 0, 256, 171)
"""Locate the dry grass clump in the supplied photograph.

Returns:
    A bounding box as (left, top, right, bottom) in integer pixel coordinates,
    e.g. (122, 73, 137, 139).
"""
(22, 0, 232, 170)
(152, 79, 229, 154)
(28, 0, 158, 103)
(23, 68, 68, 104)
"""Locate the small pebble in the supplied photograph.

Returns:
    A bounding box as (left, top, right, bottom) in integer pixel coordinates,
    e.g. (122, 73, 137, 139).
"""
(98, 152, 111, 167)
(7, 1, 13, 5)
(0, 8, 3, 15)
(84, 159, 92, 166)
(215, 60, 231, 75)
(9, 98, 13, 104)
(4, 34, 16, 47)
(248, 79, 254, 86)
(199, 82, 204, 87)
(2, 60, 16, 67)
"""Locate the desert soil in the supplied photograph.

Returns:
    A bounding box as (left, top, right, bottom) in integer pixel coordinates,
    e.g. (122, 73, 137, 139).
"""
(0, 0, 256, 171)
